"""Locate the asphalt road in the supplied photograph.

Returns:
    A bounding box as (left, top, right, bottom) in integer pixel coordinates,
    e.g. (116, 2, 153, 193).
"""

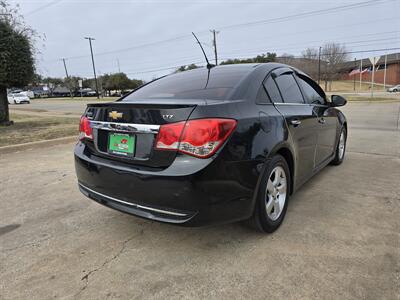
(10, 99, 111, 116)
(1, 102, 399, 299)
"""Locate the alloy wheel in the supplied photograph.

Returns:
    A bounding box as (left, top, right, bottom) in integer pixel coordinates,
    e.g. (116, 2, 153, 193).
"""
(265, 166, 287, 221)
(338, 130, 346, 159)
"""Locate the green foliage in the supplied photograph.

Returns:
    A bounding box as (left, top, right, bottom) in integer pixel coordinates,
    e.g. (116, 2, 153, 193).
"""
(175, 64, 199, 72)
(101, 73, 143, 92)
(0, 20, 35, 88)
(220, 53, 277, 65)
(41, 76, 64, 86)
(104, 73, 131, 90)
(0, 1, 36, 124)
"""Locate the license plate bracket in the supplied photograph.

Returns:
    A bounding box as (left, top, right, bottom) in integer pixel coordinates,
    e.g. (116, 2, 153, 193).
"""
(108, 133, 135, 157)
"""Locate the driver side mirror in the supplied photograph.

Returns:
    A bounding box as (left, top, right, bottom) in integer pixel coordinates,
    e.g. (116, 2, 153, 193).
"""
(331, 95, 347, 107)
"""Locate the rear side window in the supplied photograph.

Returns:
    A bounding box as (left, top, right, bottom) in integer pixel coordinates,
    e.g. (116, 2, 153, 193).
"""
(256, 86, 270, 103)
(296, 75, 326, 105)
(275, 73, 304, 104)
(263, 77, 283, 103)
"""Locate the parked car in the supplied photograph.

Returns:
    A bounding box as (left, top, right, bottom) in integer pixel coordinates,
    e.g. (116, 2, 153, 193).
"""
(31, 87, 50, 98)
(387, 84, 400, 92)
(8, 93, 31, 104)
(24, 90, 35, 99)
(52, 86, 71, 97)
(76, 88, 97, 97)
(74, 63, 347, 233)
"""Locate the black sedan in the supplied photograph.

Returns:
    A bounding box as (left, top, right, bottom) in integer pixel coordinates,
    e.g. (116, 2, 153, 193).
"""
(75, 63, 347, 233)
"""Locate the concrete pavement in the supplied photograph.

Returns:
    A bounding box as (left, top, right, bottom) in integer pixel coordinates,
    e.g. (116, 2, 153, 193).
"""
(1, 102, 399, 299)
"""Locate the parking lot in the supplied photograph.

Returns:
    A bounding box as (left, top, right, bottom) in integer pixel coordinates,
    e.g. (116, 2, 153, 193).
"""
(1, 101, 399, 299)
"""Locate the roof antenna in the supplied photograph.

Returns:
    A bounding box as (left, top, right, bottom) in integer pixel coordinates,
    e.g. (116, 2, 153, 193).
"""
(192, 32, 214, 69)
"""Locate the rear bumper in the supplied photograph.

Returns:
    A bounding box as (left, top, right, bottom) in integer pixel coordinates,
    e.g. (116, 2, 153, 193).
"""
(74, 142, 257, 226)
(78, 183, 196, 223)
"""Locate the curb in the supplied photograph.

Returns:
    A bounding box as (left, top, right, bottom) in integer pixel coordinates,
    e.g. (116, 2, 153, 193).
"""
(0, 136, 77, 155)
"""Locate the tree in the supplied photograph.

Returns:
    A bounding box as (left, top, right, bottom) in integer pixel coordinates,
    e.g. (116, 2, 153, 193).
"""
(0, 1, 35, 125)
(321, 43, 349, 91)
(300, 47, 320, 79)
(175, 64, 199, 73)
(101, 73, 143, 95)
(278, 53, 295, 65)
(129, 78, 143, 90)
(220, 52, 276, 65)
(104, 72, 131, 91)
(65, 76, 82, 93)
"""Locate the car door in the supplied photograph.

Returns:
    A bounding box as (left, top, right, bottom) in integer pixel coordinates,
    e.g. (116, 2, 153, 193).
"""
(265, 68, 319, 186)
(295, 73, 337, 167)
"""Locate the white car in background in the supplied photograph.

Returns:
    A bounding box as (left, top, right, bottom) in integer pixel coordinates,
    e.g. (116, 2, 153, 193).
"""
(387, 84, 400, 93)
(8, 93, 31, 104)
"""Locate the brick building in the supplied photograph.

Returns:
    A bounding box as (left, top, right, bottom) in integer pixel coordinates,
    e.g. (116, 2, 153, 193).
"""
(342, 52, 400, 86)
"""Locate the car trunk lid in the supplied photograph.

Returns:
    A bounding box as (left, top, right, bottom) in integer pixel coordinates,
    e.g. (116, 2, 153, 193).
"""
(83, 100, 202, 168)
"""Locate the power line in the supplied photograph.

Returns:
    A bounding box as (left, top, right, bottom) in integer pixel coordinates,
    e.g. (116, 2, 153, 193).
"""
(53, 34, 196, 61)
(224, 17, 398, 52)
(69, 47, 400, 78)
(72, 43, 400, 77)
(46, 0, 394, 62)
(217, 35, 400, 59)
(25, 0, 63, 17)
(210, 0, 394, 31)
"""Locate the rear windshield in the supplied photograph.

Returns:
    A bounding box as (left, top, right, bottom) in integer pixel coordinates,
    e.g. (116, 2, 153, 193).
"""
(123, 66, 252, 101)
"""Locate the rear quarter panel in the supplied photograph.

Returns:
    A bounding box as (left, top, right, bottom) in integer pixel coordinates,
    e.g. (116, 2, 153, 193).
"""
(190, 99, 290, 213)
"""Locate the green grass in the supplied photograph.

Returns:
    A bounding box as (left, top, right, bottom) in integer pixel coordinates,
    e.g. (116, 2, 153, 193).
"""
(343, 96, 400, 102)
(320, 80, 387, 92)
(0, 113, 79, 147)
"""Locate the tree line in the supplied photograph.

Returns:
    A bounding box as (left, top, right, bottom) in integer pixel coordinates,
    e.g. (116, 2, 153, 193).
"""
(176, 45, 349, 92)
(32, 73, 144, 97)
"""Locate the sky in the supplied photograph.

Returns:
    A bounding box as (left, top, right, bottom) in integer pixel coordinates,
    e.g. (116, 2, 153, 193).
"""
(8, 0, 400, 81)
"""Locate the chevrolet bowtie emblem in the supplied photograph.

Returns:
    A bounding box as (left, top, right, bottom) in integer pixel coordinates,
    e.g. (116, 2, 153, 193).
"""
(109, 111, 123, 120)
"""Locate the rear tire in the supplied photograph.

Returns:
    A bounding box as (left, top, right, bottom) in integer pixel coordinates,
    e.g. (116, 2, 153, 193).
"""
(331, 127, 347, 165)
(249, 154, 291, 233)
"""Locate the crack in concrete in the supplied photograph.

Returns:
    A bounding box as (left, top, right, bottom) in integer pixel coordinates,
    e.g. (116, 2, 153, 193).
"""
(74, 228, 145, 298)
(2, 235, 53, 254)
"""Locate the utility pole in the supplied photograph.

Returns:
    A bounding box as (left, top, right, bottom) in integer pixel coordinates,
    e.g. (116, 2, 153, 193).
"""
(359, 59, 363, 90)
(117, 59, 121, 73)
(210, 29, 219, 66)
(371, 57, 376, 98)
(62, 58, 73, 98)
(84, 37, 99, 99)
(318, 46, 322, 85)
(62, 58, 70, 78)
(383, 54, 387, 89)
(353, 57, 356, 91)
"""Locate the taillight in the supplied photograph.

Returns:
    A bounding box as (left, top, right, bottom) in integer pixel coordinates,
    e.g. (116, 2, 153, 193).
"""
(155, 118, 237, 158)
(79, 116, 93, 140)
(155, 121, 185, 150)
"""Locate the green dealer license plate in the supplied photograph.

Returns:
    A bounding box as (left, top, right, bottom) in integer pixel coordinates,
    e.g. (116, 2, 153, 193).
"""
(108, 133, 135, 156)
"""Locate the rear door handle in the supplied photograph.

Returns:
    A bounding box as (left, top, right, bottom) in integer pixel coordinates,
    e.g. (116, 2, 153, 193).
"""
(318, 117, 326, 124)
(290, 119, 301, 126)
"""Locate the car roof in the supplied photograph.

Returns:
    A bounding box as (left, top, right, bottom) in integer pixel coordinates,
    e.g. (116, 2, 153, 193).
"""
(217, 62, 307, 100)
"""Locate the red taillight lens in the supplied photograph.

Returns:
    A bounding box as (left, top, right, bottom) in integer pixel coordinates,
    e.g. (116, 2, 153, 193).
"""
(79, 116, 93, 140)
(155, 121, 185, 150)
(155, 118, 237, 158)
